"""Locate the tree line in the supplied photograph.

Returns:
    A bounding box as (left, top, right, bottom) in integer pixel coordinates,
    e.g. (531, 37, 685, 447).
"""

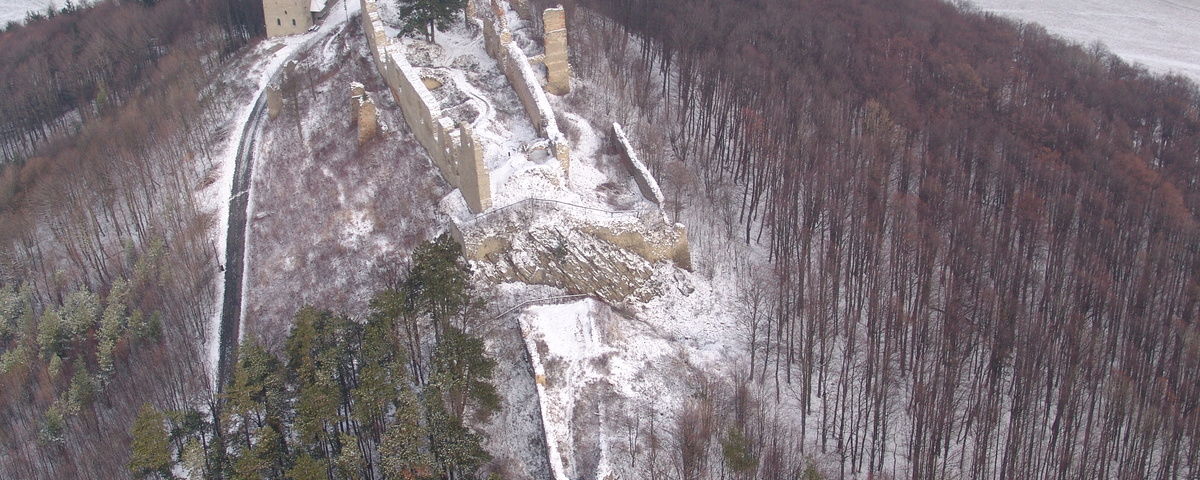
(549, 0, 1200, 477)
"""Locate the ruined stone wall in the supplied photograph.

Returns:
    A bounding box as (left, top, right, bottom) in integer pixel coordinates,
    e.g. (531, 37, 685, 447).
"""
(478, 1, 571, 177)
(612, 122, 665, 206)
(264, 0, 313, 37)
(360, 0, 492, 212)
(267, 86, 283, 119)
(582, 223, 691, 272)
(351, 83, 379, 144)
(456, 199, 691, 272)
(542, 7, 570, 95)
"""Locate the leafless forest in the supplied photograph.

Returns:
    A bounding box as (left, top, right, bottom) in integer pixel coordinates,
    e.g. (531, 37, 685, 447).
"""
(541, 0, 1200, 478)
(0, 0, 266, 477)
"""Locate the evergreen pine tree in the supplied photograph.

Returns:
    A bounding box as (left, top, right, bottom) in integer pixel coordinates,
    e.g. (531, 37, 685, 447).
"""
(410, 235, 473, 327)
(288, 453, 326, 480)
(335, 432, 367, 478)
(37, 308, 65, 359)
(721, 428, 757, 477)
(38, 402, 66, 446)
(430, 325, 500, 419)
(380, 386, 436, 479)
(426, 394, 490, 478)
(394, 0, 466, 42)
(66, 358, 95, 414)
(128, 403, 172, 478)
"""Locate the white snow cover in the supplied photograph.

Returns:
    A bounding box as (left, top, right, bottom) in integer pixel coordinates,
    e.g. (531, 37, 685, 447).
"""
(969, 0, 1200, 82)
(613, 122, 665, 206)
(519, 300, 595, 480)
(374, 2, 642, 215)
(0, 0, 48, 25)
(514, 262, 752, 479)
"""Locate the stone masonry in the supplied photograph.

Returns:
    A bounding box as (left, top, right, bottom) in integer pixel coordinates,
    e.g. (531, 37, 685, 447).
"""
(267, 85, 283, 119)
(479, 0, 571, 176)
(542, 7, 571, 95)
(360, 0, 492, 212)
(264, 0, 313, 37)
(351, 83, 379, 145)
(360, 0, 690, 302)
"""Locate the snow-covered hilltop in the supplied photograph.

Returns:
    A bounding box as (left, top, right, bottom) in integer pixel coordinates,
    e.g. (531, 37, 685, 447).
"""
(0, 0, 50, 26)
(969, 0, 1200, 82)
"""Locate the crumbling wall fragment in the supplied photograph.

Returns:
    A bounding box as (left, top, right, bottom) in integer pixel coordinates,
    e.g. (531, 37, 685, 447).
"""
(351, 82, 379, 145)
(267, 85, 283, 119)
(542, 6, 571, 95)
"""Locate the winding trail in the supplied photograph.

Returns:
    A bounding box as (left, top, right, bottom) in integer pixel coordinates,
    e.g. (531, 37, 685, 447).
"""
(426, 64, 493, 129)
(214, 89, 268, 392)
(210, 1, 358, 391)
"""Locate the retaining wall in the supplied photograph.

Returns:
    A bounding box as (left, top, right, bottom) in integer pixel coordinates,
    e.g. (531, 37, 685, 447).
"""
(361, 0, 492, 212)
(453, 198, 691, 272)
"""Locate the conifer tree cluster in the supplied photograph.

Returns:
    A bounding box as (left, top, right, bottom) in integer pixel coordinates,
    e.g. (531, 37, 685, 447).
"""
(127, 236, 501, 479)
(1, 243, 168, 448)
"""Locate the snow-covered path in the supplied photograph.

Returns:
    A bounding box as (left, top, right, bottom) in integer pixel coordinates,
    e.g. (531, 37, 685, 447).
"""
(201, 1, 360, 389)
(969, 0, 1200, 82)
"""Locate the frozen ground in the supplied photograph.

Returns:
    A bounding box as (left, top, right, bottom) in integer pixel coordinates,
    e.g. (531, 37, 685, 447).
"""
(239, 11, 446, 352)
(0, 0, 49, 25)
(198, 0, 359, 380)
(969, 0, 1200, 82)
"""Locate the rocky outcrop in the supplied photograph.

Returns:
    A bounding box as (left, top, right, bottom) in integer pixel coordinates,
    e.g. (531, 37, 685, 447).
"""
(473, 222, 663, 303)
(452, 199, 690, 302)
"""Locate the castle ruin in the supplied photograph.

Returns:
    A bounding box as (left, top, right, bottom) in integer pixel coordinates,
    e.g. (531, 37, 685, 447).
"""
(350, 82, 379, 145)
(264, 0, 328, 37)
(357, 0, 690, 301)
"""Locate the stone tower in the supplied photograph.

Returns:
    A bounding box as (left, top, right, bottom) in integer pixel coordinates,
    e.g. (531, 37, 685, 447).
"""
(264, 0, 314, 37)
(542, 6, 571, 95)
